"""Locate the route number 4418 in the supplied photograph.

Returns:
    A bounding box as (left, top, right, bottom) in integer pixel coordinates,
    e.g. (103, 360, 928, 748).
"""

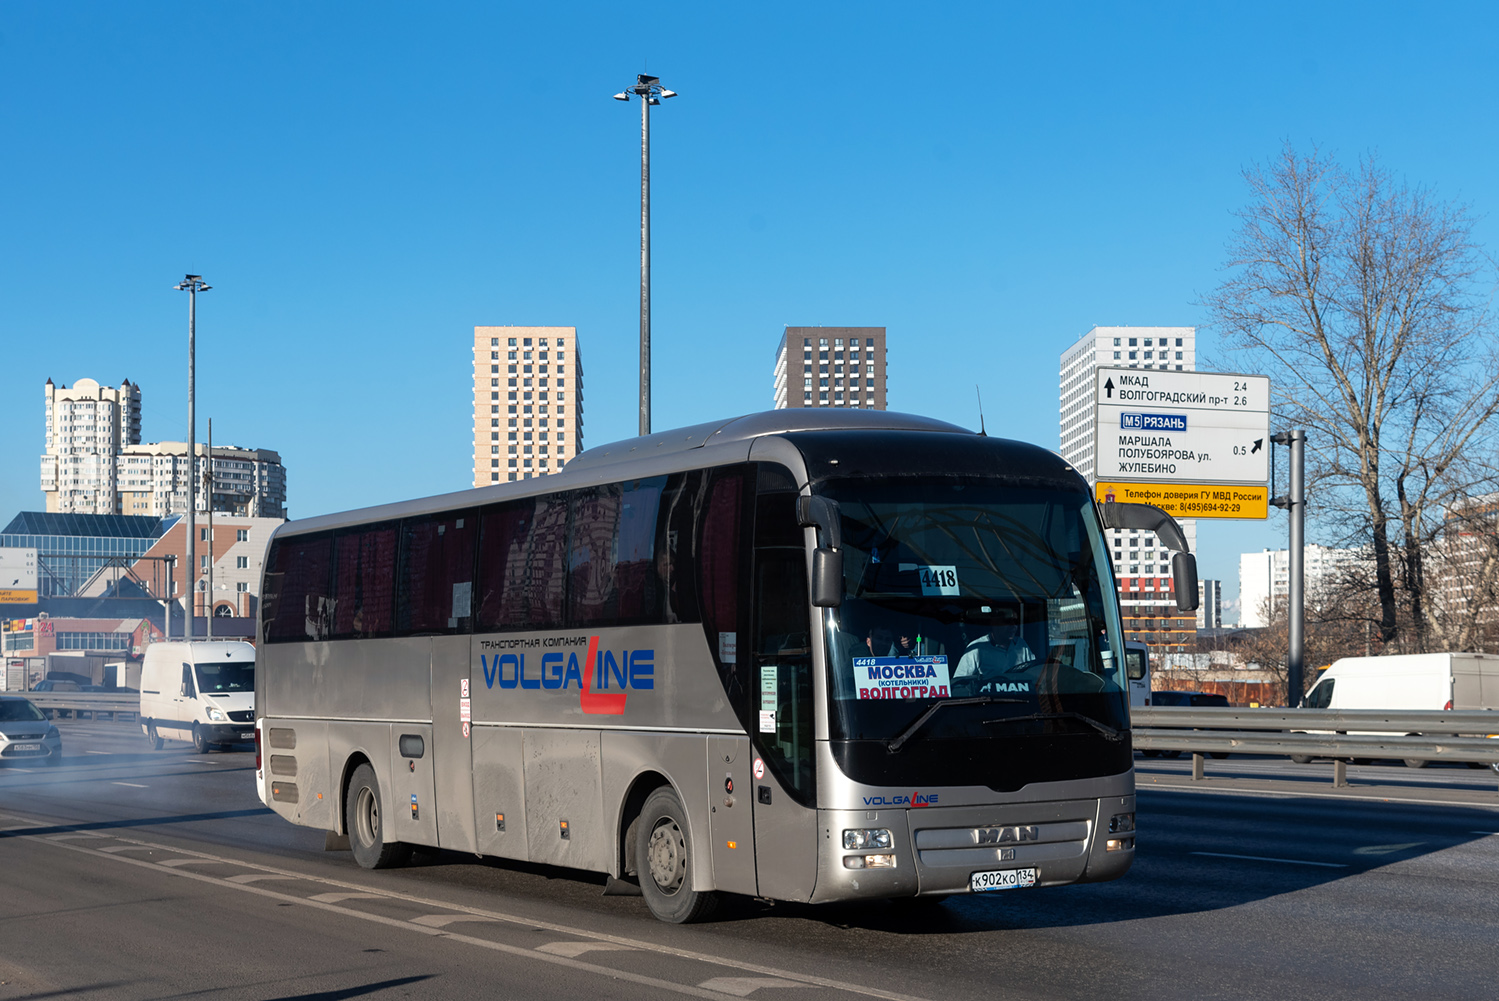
(917, 565, 959, 596)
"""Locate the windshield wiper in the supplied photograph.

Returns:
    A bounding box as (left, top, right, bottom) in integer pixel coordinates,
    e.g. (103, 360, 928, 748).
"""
(886, 696, 1027, 754)
(982, 711, 1123, 742)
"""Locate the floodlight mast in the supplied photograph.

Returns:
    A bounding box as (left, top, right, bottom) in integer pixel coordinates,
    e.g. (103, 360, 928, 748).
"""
(173, 274, 211, 638)
(613, 74, 677, 437)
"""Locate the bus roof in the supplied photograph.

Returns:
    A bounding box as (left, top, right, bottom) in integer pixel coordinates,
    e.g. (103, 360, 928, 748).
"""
(273, 410, 989, 538)
(564, 409, 971, 474)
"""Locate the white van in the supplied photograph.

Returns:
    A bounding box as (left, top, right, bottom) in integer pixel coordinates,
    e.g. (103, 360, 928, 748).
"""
(139, 641, 257, 753)
(1299, 653, 1499, 767)
(1303, 653, 1499, 712)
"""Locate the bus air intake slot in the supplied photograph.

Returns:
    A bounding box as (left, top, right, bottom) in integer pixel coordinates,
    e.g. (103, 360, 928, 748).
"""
(399, 734, 426, 759)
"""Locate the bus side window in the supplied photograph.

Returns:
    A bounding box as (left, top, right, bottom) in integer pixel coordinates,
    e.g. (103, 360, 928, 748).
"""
(331, 522, 398, 639)
(657, 473, 699, 624)
(475, 498, 536, 631)
(395, 510, 478, 635)
(698, 466, 749, 707)
(263, 533, 334, 642)
(568, 476, 667, 628)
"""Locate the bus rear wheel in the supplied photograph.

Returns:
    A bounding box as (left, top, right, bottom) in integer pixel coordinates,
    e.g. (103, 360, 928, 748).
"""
(146, 722, 164, 750)
(345, 763, 412, 870)
(637, 786, 717, 924)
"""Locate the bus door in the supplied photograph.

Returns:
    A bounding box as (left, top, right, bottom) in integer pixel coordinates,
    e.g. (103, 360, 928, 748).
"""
(748, 477, 819, 901)
(430, 635, 477, 853)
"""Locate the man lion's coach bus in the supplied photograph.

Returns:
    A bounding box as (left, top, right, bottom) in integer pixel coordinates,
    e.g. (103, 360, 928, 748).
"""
(255, 410, 1197, 922)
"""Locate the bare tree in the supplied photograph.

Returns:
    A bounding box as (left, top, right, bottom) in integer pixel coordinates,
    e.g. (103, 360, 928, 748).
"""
(1209, 145, 1499, 651)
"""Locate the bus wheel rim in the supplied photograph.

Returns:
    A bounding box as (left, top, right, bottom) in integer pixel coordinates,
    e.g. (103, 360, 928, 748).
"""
(647, 819, 686, 894)
(358, 787, 378, 845)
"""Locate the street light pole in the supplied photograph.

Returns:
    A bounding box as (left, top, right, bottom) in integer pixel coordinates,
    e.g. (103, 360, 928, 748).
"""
(1271, 429, 1307, 706)
(614, 74, 677, 437)
(174, 274, 211, 639)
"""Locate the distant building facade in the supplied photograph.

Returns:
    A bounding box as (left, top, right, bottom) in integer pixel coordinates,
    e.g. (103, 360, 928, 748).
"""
(1058, 326, 1197, 654)
(1, 511, 176, 598)
(127, 515, 282, 619)
(773, 327, 887, 410)
(474, 326, 584, 484)
(40, 377, 286, 518)
(1197, 579, 1223, 630)
(40, 377, 142, 515)
(1238, 544, 1363, 627)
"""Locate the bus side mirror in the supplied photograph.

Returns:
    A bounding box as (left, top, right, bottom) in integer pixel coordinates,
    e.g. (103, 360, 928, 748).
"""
(811, 548, 844, 608)
(1172, 552, 1199, 612)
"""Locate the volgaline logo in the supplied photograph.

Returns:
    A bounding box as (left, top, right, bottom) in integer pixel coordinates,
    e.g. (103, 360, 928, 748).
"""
(479, 636, 653, 715)
(862, 791, 938, 808)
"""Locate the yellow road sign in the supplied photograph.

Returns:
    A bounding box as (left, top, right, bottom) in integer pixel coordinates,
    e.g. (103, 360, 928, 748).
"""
(1095, 481, 1269, 520)
(0, 590, 39, 604)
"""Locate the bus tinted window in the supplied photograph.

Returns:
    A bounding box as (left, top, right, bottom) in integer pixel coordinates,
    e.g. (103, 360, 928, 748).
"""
(395, 511, 477, 634)
(569, 477, 667, 628)
(476, 498, 536, 630)
(331, 523, 398, 638)
(526, 495, 569, 628)
(264, 533, 334, 642)
(699, 467, 748, 691)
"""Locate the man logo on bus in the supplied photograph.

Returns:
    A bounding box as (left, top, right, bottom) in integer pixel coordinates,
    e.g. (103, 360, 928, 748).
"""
(479, 636, 653, 715)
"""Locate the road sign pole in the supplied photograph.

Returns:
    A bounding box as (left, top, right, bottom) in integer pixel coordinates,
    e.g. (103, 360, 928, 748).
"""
(1271, 429, 1306, 705)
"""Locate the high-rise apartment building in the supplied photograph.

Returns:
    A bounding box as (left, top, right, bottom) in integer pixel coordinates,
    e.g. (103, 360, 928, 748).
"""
(116, 442, 286, 519)
(773, 327, 887, 410)
(473, 326, 584, 485)
(1197, 579, 1223, 630)
(40, 377, 141, 514)
(40, 377, 286, 519)
(1058, 326, 1198, 653)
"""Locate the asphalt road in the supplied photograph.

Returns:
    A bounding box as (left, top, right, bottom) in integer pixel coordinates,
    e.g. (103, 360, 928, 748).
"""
(2, 719, 1497, 1001)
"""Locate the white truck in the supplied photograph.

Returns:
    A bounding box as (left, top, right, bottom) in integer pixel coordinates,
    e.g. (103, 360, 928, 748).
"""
(1299, 653, 1499, 768)
(139, 641, 257, 753)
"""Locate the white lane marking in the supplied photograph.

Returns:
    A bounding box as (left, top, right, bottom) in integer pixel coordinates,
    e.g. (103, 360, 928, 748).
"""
(159, 858, 232, 868)
(1470, 831, 1499, 836)
(699, 978, 813, 997)
(19, 836, 750, 1001)
(412, 914, 501, 928)
(536, 941, 636, 958)
(111, 782, 148, 788)
(31, 834, 935, 1001)
(308, 891, 387, 903)
(47, 833, 106, 840)
(99, 845, 157, 853)
(1191, 851, 1347, 868)
(85, 750, 113, 755)
(227, 874, 303, 884)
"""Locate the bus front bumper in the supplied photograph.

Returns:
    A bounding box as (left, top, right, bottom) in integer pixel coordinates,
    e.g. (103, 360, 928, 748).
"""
(812, 794, 1135, 902)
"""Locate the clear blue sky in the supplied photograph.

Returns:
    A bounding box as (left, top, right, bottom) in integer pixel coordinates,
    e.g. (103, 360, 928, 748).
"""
(4, 2, 1497, 621)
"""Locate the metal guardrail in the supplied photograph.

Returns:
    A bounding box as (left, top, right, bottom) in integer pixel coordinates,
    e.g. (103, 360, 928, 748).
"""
(13, 693, 139, 719)
(1132, 706, 1499, 788)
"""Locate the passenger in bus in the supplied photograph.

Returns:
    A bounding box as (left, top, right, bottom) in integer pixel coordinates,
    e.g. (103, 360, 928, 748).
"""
(952, 608, 1037, 689)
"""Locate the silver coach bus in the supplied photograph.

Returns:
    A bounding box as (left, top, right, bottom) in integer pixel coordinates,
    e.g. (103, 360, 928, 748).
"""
(254, 410, 1198, 922)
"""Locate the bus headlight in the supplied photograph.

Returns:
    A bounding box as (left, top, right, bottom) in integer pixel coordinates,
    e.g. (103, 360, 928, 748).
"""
(206, 707, 227, 722)
(1108, 812, 1135, 834)
(842, 828, 893, 850)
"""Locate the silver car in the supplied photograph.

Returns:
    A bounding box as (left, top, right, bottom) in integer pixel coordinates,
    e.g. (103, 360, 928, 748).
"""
(0, 695, 63, 766)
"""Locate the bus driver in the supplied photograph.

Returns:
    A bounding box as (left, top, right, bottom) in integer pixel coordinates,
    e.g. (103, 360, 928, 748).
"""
(953, 607, 1036, 690)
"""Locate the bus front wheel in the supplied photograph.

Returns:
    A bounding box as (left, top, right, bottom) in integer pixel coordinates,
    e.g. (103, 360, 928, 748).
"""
(636, 786, 718, 924)
(346, 763, 412, 870)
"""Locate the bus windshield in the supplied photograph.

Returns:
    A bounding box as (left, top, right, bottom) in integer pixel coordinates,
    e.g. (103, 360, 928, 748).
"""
(821, 477, 1127, 752)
